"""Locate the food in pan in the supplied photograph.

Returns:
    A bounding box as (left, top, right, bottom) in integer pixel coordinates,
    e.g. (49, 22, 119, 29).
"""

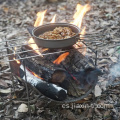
(39, 27, 76, 40)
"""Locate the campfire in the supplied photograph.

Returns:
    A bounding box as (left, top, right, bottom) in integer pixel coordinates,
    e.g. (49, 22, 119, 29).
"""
(8, 3, 103, 101)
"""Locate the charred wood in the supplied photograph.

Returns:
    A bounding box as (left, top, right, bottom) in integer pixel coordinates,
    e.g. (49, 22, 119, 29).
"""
(20, 65, 67, 101)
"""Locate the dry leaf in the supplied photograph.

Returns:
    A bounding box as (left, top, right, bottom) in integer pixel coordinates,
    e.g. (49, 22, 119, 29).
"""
(0, 88, 11, 94)
(0, 61, 8, 67)
(95, 108, 102, 116)
(61, 110, 76, 120)
(98, 59, 110, 64)
(116, 5, 120, 9)
(110, 57, 117, 62)
(107, 48, 115, 55)
(4, 80, 12, 85)
(2, 7, 9, 13)
(37, 108, 45, 115)
(0, 80, 8, 88)
(6, 31, 19, 39)
(47, 0, 58, 2)
(18, 104, 28, 113)
(104, 110, 111, 118)
(87, 108, 93, 118)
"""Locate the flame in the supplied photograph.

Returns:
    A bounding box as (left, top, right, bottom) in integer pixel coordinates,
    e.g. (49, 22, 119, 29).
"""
(28, 10, 47, 56)
(14, 47, 17, 55)
(53, 52, 69, 64)
(34, 10, 47, 27)
(28, 4, 90, 57)
(13, 58, 20, 64)
(50, 14, 56, 23)
(75, 42, 87, 56)
(13, 47, 21, 64)
(31, 71, 43, 80)
(71, 3, 90, 56)
(43, 48, 49, 52)
(73, 27, 87, 55)
(80, 26, 86, 35)
(27, 67, 43, 79)
(14, 47, 17, 52)
(28, 38, 43, 57)
(71, 4, 90, 28)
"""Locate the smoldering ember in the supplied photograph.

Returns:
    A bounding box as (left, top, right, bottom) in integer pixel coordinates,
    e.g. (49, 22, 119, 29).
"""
(0, 0, 120, 120)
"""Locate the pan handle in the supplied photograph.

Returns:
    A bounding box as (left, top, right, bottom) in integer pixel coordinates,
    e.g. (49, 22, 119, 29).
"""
(27, 26, 35, 37)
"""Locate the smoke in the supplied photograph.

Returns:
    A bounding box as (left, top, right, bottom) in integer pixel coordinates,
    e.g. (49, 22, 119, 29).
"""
(109, 62, 120, 78)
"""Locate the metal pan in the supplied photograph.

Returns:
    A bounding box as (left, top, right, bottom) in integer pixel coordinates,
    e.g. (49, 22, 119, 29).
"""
(27, 23, 80, 48)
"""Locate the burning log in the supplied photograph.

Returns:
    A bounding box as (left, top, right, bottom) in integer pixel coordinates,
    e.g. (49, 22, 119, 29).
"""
(50, 69, 69, 90)
(8, 36, 103, 100)
(19, 65, 67, 101)
(8, 48, 67, 101)
(20, 45, 94, 74)
(20, 45, 61, 81)
(18, 45, 98, 97)
(9, 43, 103, 100)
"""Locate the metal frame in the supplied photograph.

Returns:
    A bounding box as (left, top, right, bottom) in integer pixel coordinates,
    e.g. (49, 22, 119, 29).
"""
(0, 36, 99, 103)
(0, 34, 105, 120)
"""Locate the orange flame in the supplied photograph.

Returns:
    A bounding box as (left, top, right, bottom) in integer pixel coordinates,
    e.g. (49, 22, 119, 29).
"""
(34, 10, 47, 27)
(13, 58, 20, 64)
(13, 47, 21, 64)
(74, 27, 87, 55)
(31, 71, 43, 80)
(28, 38, 43, 56)
(71, 3, 90, 55)
(28, 3, 90, 56)
(28, 10, 47, 56)
(71, 4, 90, 28)
(53, 52, 69, 64)
(80, 26, 86, 35)
(50, 14, 56, 23)
(74, 42, 87, 56)
(27, 68, 43, 79)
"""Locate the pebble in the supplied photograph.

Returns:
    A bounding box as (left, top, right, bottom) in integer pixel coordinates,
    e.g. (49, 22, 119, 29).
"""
(17, 104, 28, 113)
(107, 48, 115, 55)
